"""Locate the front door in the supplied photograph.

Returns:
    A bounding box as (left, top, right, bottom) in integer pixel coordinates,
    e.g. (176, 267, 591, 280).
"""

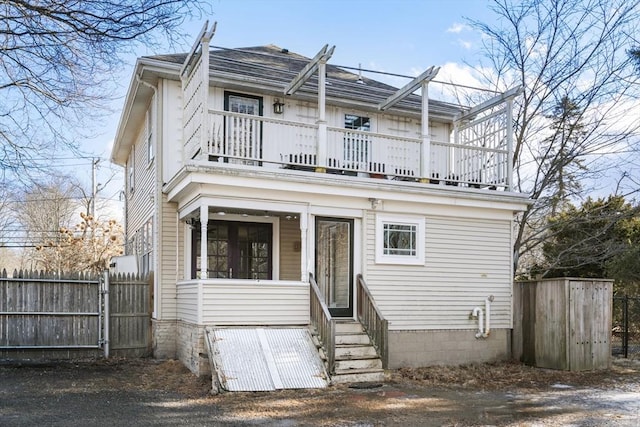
(315, 218, 353, 317)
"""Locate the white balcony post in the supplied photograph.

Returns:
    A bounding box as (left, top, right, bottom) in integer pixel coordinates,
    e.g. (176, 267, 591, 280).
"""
(506, 98, 514, 191)
(420, 81, 431, 182)
(316, 60, 328, 172)
(199, 205, 208, 279)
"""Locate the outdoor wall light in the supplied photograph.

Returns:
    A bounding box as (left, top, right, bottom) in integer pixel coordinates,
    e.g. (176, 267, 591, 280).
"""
(185, 218, 200, 229)
(273, 98, 285, 114)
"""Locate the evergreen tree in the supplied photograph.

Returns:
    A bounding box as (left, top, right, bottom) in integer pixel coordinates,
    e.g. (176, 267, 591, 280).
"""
(536, 195, 640, 294)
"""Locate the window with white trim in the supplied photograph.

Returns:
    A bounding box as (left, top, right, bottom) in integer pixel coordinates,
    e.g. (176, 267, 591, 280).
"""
(375, 214, 425, 265)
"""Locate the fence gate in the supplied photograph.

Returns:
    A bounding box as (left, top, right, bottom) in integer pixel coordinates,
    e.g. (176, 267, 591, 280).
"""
(0, 270, 151, 359)
(612, 295, 640, 358)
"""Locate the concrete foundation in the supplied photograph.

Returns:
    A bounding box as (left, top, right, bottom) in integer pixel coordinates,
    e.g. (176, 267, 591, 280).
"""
(388, 329, 511, 369)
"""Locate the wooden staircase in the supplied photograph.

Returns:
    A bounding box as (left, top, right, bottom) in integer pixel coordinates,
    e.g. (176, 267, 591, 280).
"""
(329, 320, 384, 384)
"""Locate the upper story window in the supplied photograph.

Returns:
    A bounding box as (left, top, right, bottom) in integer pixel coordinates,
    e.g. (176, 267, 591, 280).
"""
(146, 100, 154, 163)
(345, 114, 370, 131)
(375, 214, 425, 265)
(227, 93, 261, 115)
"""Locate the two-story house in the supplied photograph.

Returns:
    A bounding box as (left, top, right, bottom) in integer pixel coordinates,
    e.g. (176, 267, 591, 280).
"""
(111, 23, 529, 387)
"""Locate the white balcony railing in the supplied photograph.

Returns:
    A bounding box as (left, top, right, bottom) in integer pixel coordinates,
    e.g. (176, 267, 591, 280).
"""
(199, 109, 511, 189)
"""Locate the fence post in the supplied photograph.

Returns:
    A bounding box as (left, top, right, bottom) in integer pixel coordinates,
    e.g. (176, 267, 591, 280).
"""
(103, 270, 110, 359)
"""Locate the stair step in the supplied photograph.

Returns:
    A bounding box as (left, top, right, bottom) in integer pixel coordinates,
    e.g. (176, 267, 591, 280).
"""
(335, 345, 378, 360)
(335, 321, 364, 334)
(331, 369, 385, 384)
(335, 333, 371, 345)
(335, 358, 383, 371)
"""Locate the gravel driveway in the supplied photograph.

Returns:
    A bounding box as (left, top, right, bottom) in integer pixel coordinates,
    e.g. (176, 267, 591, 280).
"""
(1, 358, 639, 426)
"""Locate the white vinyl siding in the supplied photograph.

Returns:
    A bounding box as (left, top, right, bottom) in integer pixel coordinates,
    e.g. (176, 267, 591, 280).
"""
(127, 113, 156, 235)
(176, 282, 199, 323)
(177, 281, 309, 325)
(365, 212, 513, 331)
(159, 195, 179, 320)
(279, 217, 301, 281)
(162, 80, 183, 183)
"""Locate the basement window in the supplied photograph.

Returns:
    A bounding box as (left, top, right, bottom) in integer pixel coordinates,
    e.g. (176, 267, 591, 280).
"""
(375, 214, 425, 265)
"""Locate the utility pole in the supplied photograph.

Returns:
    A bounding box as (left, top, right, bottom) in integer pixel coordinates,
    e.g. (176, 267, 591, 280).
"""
(91, 158, 99, 218)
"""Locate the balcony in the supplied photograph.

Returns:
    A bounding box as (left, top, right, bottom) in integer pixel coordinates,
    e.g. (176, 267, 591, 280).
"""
(179, 33, 519, 191)
(183, 108, 513, 190)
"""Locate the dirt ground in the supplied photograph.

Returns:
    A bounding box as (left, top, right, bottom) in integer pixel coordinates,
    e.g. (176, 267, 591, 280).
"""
(1, 357, 639, 426)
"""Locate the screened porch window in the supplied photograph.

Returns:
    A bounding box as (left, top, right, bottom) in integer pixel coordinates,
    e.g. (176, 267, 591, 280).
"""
(191, 220, 272, 280)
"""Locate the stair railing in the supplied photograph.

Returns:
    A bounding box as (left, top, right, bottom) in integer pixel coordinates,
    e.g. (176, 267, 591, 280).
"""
(309, 273, 335, 374)
(356, 274, 389, 368)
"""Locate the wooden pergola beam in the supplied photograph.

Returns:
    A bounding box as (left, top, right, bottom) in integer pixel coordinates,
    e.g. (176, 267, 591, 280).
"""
(377, 66, 440, 111)
(284, 44, 335, 96)
(456, 86, 523, 122)
(180, 21, 217, 79)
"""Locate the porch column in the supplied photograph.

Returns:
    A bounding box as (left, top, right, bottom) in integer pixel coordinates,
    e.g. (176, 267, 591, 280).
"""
(200, 205, 208, 279)
(420, 81, 431, 183)
(315, 60, 327, 172)
(300, 212, 308, 282)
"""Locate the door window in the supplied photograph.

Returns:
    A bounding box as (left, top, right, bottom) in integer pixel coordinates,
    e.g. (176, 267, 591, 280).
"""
(344, 114, 371, 167)
(223, 92, 263, 163)
(316, 218, 353, 317)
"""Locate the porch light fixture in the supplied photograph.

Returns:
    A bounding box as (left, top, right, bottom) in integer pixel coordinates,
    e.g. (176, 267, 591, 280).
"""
(273, 98, 285, 114)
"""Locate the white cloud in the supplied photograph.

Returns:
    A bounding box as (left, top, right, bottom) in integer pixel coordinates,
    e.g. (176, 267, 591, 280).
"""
(446, 22, 469, 34)
(458, 39, 473, 50)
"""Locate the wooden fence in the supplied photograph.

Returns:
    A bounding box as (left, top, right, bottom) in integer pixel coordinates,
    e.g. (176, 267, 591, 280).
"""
(0, 269, 151, 360)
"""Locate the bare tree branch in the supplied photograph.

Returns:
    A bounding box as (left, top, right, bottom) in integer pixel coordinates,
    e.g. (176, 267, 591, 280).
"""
(469, 0, 640, 276)
(0, 0, 207, 177)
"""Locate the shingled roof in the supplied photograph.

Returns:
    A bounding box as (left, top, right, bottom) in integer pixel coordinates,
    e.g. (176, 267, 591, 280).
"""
(144, 45, 462, 118)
